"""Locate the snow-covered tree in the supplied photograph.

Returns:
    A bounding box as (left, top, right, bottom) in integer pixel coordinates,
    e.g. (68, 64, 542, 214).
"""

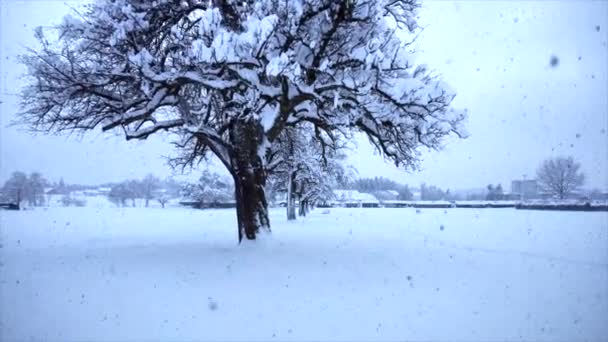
(1, 172, 28, 208)
(266, 127, 307, 220)
(267, 125, 349, 219)
(295, 154, 347, 216)
(536, 156, 585, 200)
(182, 170, 234, 206)
(18, 0, 466, 241)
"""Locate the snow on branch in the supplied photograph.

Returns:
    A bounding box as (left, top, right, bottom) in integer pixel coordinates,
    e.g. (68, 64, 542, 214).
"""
(19, 0, 466, 173)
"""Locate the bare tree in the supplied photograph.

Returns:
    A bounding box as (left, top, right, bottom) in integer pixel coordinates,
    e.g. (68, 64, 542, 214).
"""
(157, 195, 169, 209)
(108, 182, 133, 207)
(28, 172, 48, 206)
(536, 156, 585, 200)
(141, 174, 160, 207)
(18, 0, 466, 241)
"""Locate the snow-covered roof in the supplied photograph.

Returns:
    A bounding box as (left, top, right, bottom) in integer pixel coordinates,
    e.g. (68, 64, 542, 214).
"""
(456, 200, 518, 205)
(407, 200, 452, 205)
(333, 190, 379, 203)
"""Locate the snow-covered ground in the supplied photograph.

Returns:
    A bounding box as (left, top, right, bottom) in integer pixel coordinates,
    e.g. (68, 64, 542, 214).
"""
(1, 207, 607, 341)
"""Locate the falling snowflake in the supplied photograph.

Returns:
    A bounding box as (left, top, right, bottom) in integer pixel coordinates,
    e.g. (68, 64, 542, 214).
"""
(549, 55, 559, 68)
(208, 297, 219, 311)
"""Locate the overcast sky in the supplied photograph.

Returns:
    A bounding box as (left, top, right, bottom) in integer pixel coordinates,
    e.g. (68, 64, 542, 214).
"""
(1, 1, 607, 190)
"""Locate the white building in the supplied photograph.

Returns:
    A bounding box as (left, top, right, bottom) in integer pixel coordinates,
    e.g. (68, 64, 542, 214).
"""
(332, 190, 380, 208)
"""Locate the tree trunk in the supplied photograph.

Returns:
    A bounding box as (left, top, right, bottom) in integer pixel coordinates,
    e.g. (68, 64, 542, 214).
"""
(145, 197, 149, 207)
(298, 199, 307, 217)
(230, 119, 271, 242)
(298, 198, 303, 216)
(286, 171, 297, 220)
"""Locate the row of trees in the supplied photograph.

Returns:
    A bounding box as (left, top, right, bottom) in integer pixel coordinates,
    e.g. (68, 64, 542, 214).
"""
(107, 175, 182, 208)
(420, 183, 451, 201)
(485, 184, 505, 201)
(17, 0, 467, 241)
(1, 171, 48, 208)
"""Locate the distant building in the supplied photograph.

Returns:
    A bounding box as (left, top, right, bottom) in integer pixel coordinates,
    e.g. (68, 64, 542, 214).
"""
(328, 190, 380, 208)
(511, 179, 538, 200)
(372, 190, 399, 201)
(589, 189, 608, 201)
(501, 193, 521, 201)
(45, 187, 67, 195)
(97, 187, 111, 195)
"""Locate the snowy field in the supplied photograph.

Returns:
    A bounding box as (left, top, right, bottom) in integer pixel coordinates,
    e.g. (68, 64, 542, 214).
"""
(1, 206, 607, 341)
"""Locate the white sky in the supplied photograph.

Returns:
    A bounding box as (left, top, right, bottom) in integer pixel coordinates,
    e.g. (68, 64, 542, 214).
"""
(1, 1, 607, 190)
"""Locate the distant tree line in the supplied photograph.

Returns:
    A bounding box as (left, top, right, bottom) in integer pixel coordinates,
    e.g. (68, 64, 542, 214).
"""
(107, 175, 181, 208)
(420, 183, 453, 201)
(49, 178, 98, 195)
(349, 177, 413, 201)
